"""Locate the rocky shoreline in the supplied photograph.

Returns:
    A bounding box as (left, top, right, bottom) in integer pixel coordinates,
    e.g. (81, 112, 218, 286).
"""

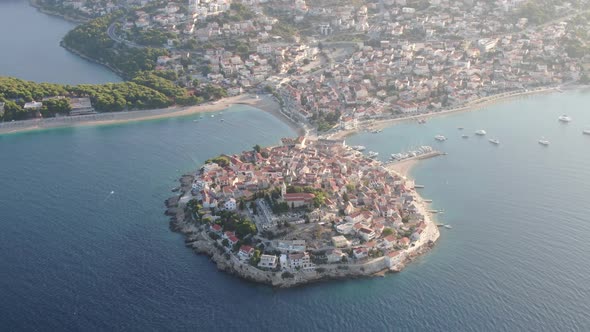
(164, 172, 438, 288)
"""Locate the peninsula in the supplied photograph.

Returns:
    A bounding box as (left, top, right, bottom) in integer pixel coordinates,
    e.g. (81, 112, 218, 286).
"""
(165, 137, 439, 287)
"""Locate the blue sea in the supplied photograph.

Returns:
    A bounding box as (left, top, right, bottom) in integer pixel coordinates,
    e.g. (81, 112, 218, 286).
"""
(1, 91, 590, 331)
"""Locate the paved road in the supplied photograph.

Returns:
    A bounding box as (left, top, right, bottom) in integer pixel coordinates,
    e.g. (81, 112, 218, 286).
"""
(107, 18, 145, 49)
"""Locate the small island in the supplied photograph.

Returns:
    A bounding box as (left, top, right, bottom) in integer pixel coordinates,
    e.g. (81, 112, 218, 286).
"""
(165, 137, 439, 287)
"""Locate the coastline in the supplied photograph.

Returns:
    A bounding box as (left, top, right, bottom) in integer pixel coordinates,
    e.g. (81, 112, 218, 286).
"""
(28, 0, 90, 23)
(29, 0, 90, 24)
(164, 150, 439, 288)
(60, 42, 126, 79)
(329, 86, 562, 140)
(0, 94, 305, 137)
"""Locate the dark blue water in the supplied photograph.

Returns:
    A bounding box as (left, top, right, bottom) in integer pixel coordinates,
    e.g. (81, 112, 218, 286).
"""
(0, 0, 121, 84)
(1, 92, 590, 331)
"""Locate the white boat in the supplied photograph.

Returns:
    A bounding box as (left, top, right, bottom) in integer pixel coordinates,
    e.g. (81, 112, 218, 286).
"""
(367, 151, 379, 158)
(475, 129, 486, 136)
(489, 138, 500, 145)
(558, 115, 572, 123)
(462, 134, 469, 139)
(434, 135, 447, 141)
(583, 129, 590, 135)
(538, 138, 550, 146)
(444, 224, 452, 229)
(352, 145, 366, 151)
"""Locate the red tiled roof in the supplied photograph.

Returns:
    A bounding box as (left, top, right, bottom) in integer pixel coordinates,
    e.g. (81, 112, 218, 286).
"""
(283, 193, 315, 202)
(239, 245, 254, 253)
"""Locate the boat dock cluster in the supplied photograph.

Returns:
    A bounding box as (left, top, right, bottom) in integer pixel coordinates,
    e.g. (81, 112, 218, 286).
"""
(390, 146, 436, 162)
(386, 146, 444, 164)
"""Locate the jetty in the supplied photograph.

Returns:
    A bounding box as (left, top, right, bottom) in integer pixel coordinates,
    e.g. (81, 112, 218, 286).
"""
(386, 150, 445, 165)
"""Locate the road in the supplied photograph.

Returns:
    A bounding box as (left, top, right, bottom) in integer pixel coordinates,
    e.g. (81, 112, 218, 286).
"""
(107, 18, 145, 49)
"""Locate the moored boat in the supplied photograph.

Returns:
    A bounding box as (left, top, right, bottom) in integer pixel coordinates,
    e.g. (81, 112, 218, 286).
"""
(558, 115, 572, 123)
(489, 138, 500, 145)
(583, 129, 590, 135)
(475, 129, 486, 136)
(538, 138, 550, 146)
(435, 135, 447, 141)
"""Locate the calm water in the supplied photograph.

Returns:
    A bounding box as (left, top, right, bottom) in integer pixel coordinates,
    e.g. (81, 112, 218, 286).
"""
(1, 92, 590, 331)
(0, 0, 121, 84)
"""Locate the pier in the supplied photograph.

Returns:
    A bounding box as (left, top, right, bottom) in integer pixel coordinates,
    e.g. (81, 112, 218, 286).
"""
(385, 150, 445, 166)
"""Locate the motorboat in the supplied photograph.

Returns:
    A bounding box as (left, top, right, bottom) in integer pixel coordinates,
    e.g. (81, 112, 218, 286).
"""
(367, 151, 379, 158)
(462, 134, 469, 139)
(351, 145, 367, 151)
(538, 138, 550, 146)
(558, 115, 572, 123)
(583, 129, 590, 135)
(475, 129, 486, 136)
(435, 135, 447, 141)
(489, 138, 500, 145)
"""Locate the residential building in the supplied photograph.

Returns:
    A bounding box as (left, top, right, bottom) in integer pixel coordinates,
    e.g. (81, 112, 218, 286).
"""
(332, 235, 349, 248)
(288, 252, 312, 270)
(258, 254, 278, 269)
(238, 245, 255, 260)
(326, 249, 346, 263)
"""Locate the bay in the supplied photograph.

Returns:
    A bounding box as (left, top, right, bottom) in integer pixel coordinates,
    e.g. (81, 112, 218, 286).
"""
(0, 0, 121, 84)
(1, 90, 590, 331)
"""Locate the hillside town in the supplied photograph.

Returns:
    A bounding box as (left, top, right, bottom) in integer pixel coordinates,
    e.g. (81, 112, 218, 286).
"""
(170, 137, 438, 283)
(24, 0, 590, 133)
(85, 1, 590, 127)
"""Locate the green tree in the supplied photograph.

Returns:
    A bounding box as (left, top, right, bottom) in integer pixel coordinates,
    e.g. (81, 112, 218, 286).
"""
(382, 228, 394, 237)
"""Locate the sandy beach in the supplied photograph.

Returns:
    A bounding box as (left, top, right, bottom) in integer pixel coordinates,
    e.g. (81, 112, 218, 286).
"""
(330, 86, 560, 140)
(0, 94, 304, 136)
(386, 159, 419, 178)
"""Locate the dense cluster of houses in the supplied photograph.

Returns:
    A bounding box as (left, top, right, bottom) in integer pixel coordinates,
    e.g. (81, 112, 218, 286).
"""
(276, 0, 587, 131)
(193, 137, 429, 272)
(123, 0, 590, 132)
(116, 0, 321, 93)
(41, 0, 590, 133)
